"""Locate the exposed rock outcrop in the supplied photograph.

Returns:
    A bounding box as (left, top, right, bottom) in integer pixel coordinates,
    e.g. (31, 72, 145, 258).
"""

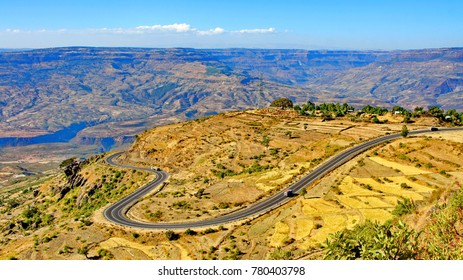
(53, 158, 88, 200)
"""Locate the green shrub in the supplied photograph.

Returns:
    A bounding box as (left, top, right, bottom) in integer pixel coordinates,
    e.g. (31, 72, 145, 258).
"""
(419, 186, 463, 259)
(203, 228, 217, 234)
(218, 202, 229, 209)
(184, 229, 197, 235)
(166, 230, 179, 241)
(59, 245, 73, 255)
(245, 161, 272, 174)
(323, 220, 418, 260)
(392, 198, 416, 216)
(172, 201, 190, 209)
(269, 247, 293, 260)
(97, 249, 114, 260)
(400, 183, 412, 189)
(149, 210, 163, 219)
(18, 206, 54, 230)
(269, 148, 279, 156)
(261, 135, 270, 147)
(401, 125, 409, 137)
(78, 246, 89, 258)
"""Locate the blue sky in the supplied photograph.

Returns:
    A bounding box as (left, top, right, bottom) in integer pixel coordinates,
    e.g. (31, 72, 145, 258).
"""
(0, 0, 462, 49)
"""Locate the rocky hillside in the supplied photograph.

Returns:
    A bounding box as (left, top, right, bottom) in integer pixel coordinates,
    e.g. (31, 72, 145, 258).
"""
(1, 47, 462, 140)
(1, 108, 462, 260)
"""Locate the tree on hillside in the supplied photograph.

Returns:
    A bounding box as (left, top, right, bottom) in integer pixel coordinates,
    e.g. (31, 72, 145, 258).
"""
(402, 112, 412, 123)
(401, 125, 409, 137)
(59, 157, 77, 169)
(270, 97, 293, 109)
(302, 101, 316, 112)
(414, 107, 424, 113)
(392, 106, 407, 114)
(445, 109, 459, 122)
(428, 105, 444, 118)
(413, 107, 424, 115)
(361, 105, 388, 116)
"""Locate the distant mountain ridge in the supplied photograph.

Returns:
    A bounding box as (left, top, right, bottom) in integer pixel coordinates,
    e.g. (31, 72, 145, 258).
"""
(0, 47, 462, 140)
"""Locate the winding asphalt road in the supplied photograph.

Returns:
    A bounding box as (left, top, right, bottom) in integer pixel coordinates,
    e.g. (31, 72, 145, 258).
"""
(103, 127, 463, 229)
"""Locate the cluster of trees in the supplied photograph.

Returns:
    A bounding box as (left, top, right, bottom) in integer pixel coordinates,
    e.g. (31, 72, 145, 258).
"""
(293, 101, 355, 120)
(361, 104, 463, 124)
(268, 97, 463, 125)
(424, 106, 463, 124)
(361, 105, 389, 115)
(18, 206, 54, 230)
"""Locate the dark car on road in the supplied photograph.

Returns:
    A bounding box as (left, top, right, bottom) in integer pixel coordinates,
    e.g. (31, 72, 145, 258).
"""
(284, 189, 294, 197)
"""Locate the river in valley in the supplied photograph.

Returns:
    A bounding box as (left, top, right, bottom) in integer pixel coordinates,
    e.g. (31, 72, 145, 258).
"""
(0, 123, 88, 148)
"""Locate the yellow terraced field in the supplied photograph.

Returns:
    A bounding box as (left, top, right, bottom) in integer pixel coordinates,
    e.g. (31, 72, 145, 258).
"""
(357, 209, 392, 223)
(307, 214, 347, 245)
(381, 195, 400, 205)
(336, 195, 371, 209)
(355, 177, 424, 200)
(388, 177, 436, 193)
(357, 196, 394, 208)
(301, 198, 344, 215)
(339, 176, 379, 196)
(369, 157, 432, 175)
(290, 149, 448, 252)
(270, 221, 290, 247)
(295, 219, 314, 240)
(244, 135, 463, 258)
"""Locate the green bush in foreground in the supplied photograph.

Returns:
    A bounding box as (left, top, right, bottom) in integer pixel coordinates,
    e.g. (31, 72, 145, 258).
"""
(419, 185, 463, 259)
(324, 184, 463, 260)
(323, 220, 419, 260)
(392, 198, 416, 217)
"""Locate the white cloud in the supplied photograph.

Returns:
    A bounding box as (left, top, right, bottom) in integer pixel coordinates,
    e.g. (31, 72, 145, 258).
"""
(197, 27, 225, 36)
(235, 28, 277, 34)
(135, 23, 194, 33)
(3, 28, 69, 34)
(2, 24, 276, 36)
(0, 24, 280, 48)
(5, 29, 22, 33)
